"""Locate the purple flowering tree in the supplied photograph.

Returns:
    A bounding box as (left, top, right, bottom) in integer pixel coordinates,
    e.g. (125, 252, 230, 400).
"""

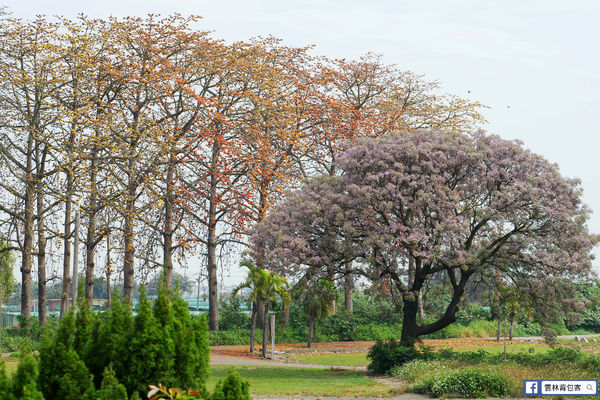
(252, 130, 598, 346)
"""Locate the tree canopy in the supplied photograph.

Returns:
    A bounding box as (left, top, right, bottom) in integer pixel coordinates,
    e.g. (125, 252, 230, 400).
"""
(252, 130, 598, 345)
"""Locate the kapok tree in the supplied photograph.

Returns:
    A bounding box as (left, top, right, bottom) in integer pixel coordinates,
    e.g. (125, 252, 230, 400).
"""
(252, 130, 598, 346)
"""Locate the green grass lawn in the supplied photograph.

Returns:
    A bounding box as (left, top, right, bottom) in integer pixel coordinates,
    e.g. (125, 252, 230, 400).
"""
(208, 365, 393, 397)
(291, 352, 369, 366)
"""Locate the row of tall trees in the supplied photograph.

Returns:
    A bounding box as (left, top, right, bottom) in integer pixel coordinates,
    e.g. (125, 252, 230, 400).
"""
(0, 14, 484, 329)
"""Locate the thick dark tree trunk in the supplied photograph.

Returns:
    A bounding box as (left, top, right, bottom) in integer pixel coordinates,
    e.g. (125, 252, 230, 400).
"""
(249, 303, 257, 353)
(399, 266, 473, 346)
(262, 304, 269, 358)
(344, 261, 353, 314)
(307, 313, 315, 348)
(400, 295, 420, 347)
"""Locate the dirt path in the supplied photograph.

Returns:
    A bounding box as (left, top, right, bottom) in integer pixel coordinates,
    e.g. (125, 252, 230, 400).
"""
(210, 353, 366, 371)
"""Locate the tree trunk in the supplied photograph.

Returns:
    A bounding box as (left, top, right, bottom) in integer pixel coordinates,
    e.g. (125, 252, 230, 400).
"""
(249, 303, 257, 353)
(262, 304, 269, 358)
(344, 261, 353, 314)
(20, 134, 35, 325)
(163, 159, 175, 289)
(207, 233, 218, 331)
(35, 144, 47, 326)
(85, 146, 98, 303)
(307, 313, 315, 348)
(399, 267, 473, 346)
(105, 216, 112, 311)
(281, 296, 291, 328)
(509, 317, 514, 340)
(417, 290, 425, 323)
(207, 141, 219, 331)
(123, 180, 136, 305)
(60, 171, 73, 318)
(256, 300, 265, 329)
(496, 311, 502, 342)
(400, 294, 420, 347)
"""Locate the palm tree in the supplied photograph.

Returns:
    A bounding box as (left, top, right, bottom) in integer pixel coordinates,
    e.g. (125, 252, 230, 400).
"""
(232, 260, 290, 356)
(298, 278, 337, 347)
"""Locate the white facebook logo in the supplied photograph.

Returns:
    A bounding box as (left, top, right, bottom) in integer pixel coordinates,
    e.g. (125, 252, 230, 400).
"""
(524, 380, 540, 395)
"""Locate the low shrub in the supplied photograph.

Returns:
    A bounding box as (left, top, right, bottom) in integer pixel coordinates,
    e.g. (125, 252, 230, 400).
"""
(367, 340, 427, 374)
(433, 346, 587, 368)
(414, 367, 509, 398)
(209, 329, 255, 346)
(391, 359, 452, 382)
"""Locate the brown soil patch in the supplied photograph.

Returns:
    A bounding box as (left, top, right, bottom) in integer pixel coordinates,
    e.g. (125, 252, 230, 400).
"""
(210, 337, 541, 359)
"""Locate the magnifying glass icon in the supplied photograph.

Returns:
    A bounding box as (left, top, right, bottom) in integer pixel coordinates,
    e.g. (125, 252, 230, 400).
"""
(586, 384, 593, 391)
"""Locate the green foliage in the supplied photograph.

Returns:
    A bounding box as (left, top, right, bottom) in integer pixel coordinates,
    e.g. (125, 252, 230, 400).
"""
(85, 294, 132, 387)
(0, 359, 12, 400)
(122, 286, 175, 395)
(38, 310, 97, 400)
(413, 367, 510, 398)
(0, 241, 17, 303)
(367, 340, 429, 374)
(97, 367, 127, 400)
(210, 368, 251, 400)
(219, 296, 250, 331)
(433, 346, 587, 367)
(391, 359, 453, 382)
(37, 281, 210, 399)
(11, 354, 43, 400)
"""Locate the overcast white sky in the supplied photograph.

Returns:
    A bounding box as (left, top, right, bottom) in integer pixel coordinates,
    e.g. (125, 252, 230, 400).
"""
(4, 0, 600, 281)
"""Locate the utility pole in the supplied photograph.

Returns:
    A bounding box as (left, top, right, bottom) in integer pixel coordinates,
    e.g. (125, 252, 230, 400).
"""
(72, 210, 80, 307)
(270, 312, 275, 360)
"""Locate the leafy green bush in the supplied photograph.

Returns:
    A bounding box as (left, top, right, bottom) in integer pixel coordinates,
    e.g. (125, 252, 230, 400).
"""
(433, 346, 587, 368)
(210, 368, 251, 400)
(413, 368, 509, 398)
(218, 297, 251, 331)
(456, 304, 492, 325)
(11, 354, 44, 400)
(367, 340, 426, 374)
(209, 329, 256, 346)
(391, 359, 452, 382)
(96, 367, 127, 400)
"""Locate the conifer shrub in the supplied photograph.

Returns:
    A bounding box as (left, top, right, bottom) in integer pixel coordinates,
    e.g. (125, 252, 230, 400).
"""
(209, 368, 251, 400)
(38, 311, 97, 400)
(35, 283, 211, 399)
(97, 367, 128, 400)
(11, 354, 44, 400)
